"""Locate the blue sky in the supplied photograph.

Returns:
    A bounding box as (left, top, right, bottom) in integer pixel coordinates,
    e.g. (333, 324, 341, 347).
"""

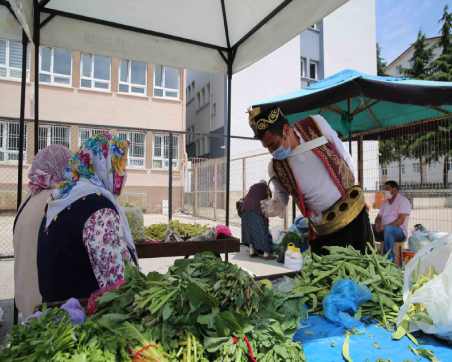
(377, 0, 452, 64)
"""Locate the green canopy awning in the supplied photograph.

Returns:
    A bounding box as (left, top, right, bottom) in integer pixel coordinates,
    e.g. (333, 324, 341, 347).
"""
(252, 69, 452, 138)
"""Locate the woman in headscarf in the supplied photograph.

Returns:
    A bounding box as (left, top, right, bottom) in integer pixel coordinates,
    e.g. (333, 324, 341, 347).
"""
(37, 132, 138, 304)
(239, 180, 275, 259)
(14, 144, 72, 318)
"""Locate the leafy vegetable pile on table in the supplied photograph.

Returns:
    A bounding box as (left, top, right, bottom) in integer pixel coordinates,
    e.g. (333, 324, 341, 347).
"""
(0, 253, 306, 361)
(143, 221, 209, 241)
(292, 245, 403, 330)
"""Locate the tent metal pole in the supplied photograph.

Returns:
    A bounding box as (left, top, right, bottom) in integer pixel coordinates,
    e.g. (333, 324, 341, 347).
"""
(14, 29, 29, 326)
(168, 132, 173, 221)
(17, 31, 28, 210)
(41, 8, 228, 53)
(358, 136, 364, 186)
(33, 0, 40, 155)
(347, 97, 352, 155)
(225, 55, 232, 228)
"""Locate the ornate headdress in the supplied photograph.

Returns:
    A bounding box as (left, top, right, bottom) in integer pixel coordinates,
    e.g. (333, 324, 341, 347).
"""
(248, 106, 286, 138)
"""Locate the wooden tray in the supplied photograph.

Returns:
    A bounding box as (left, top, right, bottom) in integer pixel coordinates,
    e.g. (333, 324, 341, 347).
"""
(135, 237, 240, 261)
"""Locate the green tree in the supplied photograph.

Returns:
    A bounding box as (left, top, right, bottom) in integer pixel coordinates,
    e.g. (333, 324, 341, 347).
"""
(427, 5, 452, 187)
(376, 43, 387, 76)
(438, 5, 451, 52)
(379, 138, 410, 185)
(428, 5, 452, 81)
(402, 31, 433, 79)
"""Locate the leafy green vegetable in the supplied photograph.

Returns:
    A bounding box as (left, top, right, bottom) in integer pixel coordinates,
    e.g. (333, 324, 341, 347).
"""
(342, 332, 352, 362)
(143, 221, 209, 241)
(1, 253, 307, 361)
(409, 345, 439, 362)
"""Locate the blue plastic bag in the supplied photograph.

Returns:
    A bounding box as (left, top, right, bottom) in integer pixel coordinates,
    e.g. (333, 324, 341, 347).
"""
(323, 279, 372, 329)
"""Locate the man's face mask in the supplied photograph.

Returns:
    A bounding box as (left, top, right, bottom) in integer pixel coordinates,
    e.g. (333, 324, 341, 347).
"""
(263, 128, 291, 160)
(272, 144, 292, 160)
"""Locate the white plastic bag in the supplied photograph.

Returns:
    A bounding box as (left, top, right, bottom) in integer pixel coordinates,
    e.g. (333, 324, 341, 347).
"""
(397, 234, 452, 340)
(284, 243, 303, 271)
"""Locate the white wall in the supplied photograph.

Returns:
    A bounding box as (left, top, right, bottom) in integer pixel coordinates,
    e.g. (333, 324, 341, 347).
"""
(323, 0, 378, 191)
(323, 0, 377, 76)
(230, 36, 301, 158)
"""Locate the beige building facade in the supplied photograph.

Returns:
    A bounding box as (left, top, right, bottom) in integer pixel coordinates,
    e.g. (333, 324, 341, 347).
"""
(0, 38, 186, 213)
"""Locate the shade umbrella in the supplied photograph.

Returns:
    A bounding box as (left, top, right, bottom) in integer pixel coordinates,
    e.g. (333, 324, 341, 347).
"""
(252, 69, 452, 139)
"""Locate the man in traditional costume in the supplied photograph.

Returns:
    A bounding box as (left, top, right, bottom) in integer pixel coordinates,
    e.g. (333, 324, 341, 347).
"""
(248, 106, 373, 254)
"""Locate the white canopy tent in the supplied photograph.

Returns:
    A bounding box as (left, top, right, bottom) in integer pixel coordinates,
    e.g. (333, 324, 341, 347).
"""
(2, 0, 349, 324)
(1, 0, 349, 223)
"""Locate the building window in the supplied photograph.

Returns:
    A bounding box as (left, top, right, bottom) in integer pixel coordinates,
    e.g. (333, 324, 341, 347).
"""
(153, 134, 179, 169)
(401, 164, 405, 175)
(153, 65, 180, 98)
(309, 60, 318, 80)
(118, 59, 147, 95)
(448, 159, 452, 171)
(80, 53, 111, 91)
(301, 57, 307, 78)
(79, 128, 105, 146)
(413, 162, 421, 173)
(0, 121, 26, 162)
(206, 83, 211, 102)
(310, 23, 319, 31)
(39, 47, 72, 85)
(38, 125, 70, 151)
(381, 167, 388, 176)
(117, 131, 145, 168)
(0, 38, 28, 80)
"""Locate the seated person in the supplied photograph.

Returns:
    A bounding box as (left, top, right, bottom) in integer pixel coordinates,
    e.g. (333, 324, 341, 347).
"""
(14, 144, 72, 318)
(374, 180, 411, 264)
(37, 132, 138, 304)
(239, 180, 274, 259)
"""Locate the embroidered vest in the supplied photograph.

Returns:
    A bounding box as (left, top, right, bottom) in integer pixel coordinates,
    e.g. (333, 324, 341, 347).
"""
(272, 117, 354, 217)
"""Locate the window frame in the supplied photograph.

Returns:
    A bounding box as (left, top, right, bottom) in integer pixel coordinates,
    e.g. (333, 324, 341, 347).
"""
(300, 57, 307, 78)
(38, 124, 71, 151)
(309, 60, 318, 80)
(80, 53, 111, 92)
(39, 47, 72, 86)
(381, 167, 388, 176)
(152, 133, 179, 170)
(0, 120, 27, 163)
(118, 59, 147, 96)
(79, 127, 105, 147)
(117, 130, 146, 169)
(0, 38, 29, 81)
(310, 23, 319, 31)
(153, 65, 180, 99)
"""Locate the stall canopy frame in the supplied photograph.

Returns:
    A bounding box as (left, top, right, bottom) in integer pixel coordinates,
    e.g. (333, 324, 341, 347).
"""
(1, 0, 349, 224)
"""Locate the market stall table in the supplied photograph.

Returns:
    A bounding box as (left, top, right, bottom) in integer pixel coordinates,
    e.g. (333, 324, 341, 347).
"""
(135, 237, 240, 261)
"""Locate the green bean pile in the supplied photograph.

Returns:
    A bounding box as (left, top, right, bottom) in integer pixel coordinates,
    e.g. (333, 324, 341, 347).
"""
(292, 245, 403, 330)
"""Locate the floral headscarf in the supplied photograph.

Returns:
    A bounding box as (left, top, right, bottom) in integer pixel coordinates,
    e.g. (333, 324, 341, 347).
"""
(47, 131, 137, 261)
(56, 132, 129, 199)
(28, 144, 71, 195)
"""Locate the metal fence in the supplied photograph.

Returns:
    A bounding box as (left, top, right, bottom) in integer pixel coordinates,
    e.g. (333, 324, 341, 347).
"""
(1, 118, 451, 256)
(183, 118, 452, 237)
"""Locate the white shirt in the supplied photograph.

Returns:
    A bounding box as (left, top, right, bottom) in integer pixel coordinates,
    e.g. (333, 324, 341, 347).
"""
(269, 115, 354, 219)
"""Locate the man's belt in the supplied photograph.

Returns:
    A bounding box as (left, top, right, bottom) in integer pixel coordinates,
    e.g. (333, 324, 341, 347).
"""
(310, 185, 365, 236)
